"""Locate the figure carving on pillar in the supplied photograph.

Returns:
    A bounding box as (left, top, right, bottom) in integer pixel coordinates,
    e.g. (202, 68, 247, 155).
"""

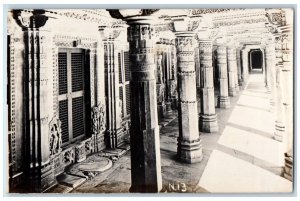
(92, 102, 106, 134)
(49, 117, 62, 156)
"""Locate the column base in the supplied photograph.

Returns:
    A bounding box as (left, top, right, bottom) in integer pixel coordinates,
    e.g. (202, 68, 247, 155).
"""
(199, 114, 218, 133)
(274, 121, 285, 142)
(171, 98, 178, 110)
(165, 101, 172, 112)
(217, 96, 230, 109)
(129, 184, 162, 193)
(28, 162, 57, 192)
(177, 137, 203, 163)
(235, 85, 240, 92)
(238, 78, 243, 86)
(157, 103, 167, 119)
(283, 152, 293, 181)
(229, 88, 237, 97)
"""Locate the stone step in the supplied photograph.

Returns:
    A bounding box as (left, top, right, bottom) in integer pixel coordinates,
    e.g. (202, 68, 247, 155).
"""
(57, 173, 86, 189)
(45, 184, 73, 193)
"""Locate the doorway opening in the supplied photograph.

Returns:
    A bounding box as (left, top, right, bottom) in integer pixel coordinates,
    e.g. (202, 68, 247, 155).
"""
(249, 49, 263, 73)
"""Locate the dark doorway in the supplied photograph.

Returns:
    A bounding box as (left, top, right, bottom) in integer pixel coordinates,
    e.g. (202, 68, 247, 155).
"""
(250, 49, 263, 70)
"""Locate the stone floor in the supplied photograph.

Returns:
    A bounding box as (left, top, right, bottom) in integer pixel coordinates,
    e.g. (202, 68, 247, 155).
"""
(47, 71, 292, 194)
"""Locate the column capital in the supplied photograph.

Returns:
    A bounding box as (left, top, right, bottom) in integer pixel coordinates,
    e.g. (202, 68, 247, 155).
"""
(12, 9, 48, 30)
(99, 23, 127, 41)
(265, 8, 286, 26)
(171, 15, 201, 33)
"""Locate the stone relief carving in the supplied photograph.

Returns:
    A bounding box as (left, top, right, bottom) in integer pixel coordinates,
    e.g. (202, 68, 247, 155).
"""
(266, 9, 285, 26)
(92, 102, 106, 134)
(63, 149, 75, 164)
(55, 9, 112, 25)
(191, 9, 232, 15)
(175, 37, 193, 49)
(49, 117, 62, 156)
(213, 18, 266, 28)
(85, 139, 93, 154)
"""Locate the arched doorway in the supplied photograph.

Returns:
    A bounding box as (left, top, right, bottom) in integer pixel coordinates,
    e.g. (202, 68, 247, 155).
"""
(249, 49, 263, 72)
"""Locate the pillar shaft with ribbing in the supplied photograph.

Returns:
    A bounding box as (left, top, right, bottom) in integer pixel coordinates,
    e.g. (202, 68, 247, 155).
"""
(127, 16, 162, 192)
(217, 46, 230, 108)
(175, 32, 203, 163)
(227, 47, 238, 96)
(199, 40, 218, 133)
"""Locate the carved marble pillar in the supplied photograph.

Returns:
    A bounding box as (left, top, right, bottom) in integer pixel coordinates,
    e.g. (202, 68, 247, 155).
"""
(217, 46, 230, 108)
(14, 10, 56, 192)
(156, 53, 166, 118)
(174, 29, 203, 163)
(169, 41, 178, 110)
(199, 40, 218, 133)
(265, 42, 276, 107)
(274, 33, 285, 142)
(126, 16, 162, 192)
(281, 22, 293, 181)
(241, 48, 249, 81)
(104, 40, 121, 149)
(236, 47, 243, 86)
(100, 25, 128, 149)
(227, 46, 238, 96)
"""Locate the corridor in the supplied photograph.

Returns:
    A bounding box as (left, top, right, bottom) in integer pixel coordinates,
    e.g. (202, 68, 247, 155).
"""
(47, 71, 292, 193)
(198, 72, 292, 192)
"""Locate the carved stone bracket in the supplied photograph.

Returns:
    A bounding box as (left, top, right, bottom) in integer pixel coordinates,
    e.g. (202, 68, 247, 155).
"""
(265, 9, 286, 26)
(13, 9, 48, 29)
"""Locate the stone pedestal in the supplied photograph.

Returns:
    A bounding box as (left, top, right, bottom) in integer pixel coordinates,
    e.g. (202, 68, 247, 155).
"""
(126, 16, 162, 193)
(217, 46, 230, 109)
(175, 31, 203, 163)
(227, 47, 238, 96)
(199, 40, 218, 133)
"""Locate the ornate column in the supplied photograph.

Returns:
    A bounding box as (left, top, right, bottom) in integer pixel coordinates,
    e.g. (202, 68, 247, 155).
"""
(280, 10, 293, 181)
(173, 16, 203, 163)
(14, 10, 56, 192)
(236, 47, 243, 86)
(198, 39, 218, 132)
(273, 32, 286, 142)
(227, 46, 238, 96)
(265, 40, 276, 107)
(266, 8, 294, 181)
(114, 10, 162, 192)
(241, 47, 249, 81)
(100, 25, 125, 149)
(216, 45, 230, 108)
